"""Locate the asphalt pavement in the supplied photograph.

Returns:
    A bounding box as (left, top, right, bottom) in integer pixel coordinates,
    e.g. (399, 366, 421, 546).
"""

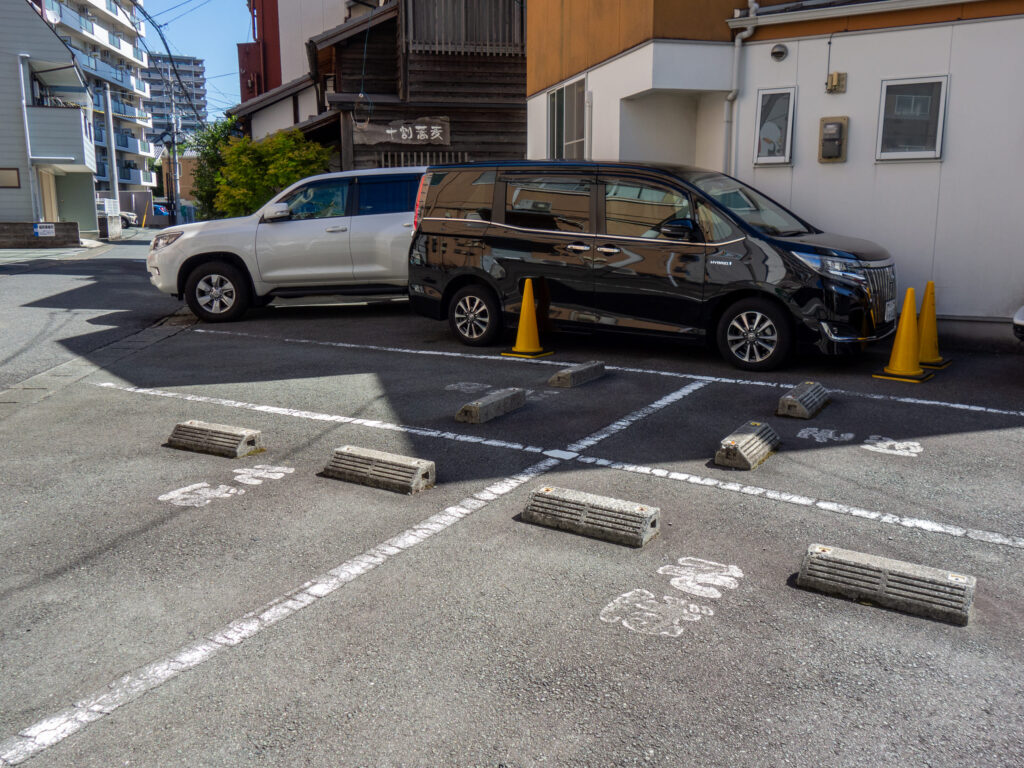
(1, 236, 1023, 767)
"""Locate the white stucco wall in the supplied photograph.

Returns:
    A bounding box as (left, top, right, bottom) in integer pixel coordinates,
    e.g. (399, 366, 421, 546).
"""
(251, 98, 297, 139)
(528, 40, 732, 165)
(278, 0, 348, 83)
(297, 87, 318, 124)
(734, 16, 1024, 319)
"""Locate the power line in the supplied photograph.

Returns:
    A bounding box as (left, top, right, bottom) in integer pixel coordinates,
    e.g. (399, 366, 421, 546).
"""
(125, 0, 206, 127)
(161, 0, 214, 27)
(150, 0, 206, 19)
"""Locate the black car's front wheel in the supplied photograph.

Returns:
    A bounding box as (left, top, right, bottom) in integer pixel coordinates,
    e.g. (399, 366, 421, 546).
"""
(716, 297, 792, 371)
(448, 284, 502, 346)
(184, 261, 251, 322)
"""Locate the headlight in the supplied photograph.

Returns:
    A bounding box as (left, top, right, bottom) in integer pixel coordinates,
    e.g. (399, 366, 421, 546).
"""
(790, 250, 867, 283)
(150, 231, 183, 251)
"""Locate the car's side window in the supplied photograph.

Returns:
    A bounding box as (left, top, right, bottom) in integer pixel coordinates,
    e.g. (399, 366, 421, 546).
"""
(278, 179, 350, 220)
(603, 180, 691, 239)
(355, 176, 420, 216)
(695, 199, 743, 242)
(505, 176, 591, 233)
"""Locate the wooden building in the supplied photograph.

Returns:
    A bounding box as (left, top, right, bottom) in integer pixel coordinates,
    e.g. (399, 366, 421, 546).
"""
(232, 0, 526, 170)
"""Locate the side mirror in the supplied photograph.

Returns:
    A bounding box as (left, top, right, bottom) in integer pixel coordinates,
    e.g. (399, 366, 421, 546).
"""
(659, 218, 702, 242)
(262, 202, 291, 222)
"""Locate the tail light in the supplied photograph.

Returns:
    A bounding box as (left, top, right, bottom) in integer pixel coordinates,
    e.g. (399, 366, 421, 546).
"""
(413, 172, 431, 230)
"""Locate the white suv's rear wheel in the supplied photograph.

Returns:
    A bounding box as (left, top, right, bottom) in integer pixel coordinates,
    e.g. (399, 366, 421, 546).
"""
(184, 261, 251, 322)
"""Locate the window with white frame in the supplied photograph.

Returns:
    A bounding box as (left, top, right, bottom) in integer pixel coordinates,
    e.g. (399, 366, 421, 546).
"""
(876, 76, 947, 160)
(548, 79, 585, 160)
(754, 87, 795, 165)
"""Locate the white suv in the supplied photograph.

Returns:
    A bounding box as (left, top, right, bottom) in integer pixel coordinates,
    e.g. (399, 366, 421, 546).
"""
(147, 167, 425, 321)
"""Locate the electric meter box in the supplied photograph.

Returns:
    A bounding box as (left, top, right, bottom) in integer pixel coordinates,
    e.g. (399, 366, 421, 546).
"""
(819, 116, 849, 163)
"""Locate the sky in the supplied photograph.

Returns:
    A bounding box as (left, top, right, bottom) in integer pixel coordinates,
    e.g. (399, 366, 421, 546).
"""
(140, 0, 254, 121)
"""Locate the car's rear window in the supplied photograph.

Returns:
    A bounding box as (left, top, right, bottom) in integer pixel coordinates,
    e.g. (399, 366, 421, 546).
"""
(356, 174, 421, 216)
(423, 170, 495, 221)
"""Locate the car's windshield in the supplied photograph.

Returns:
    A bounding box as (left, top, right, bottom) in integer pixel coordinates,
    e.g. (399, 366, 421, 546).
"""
(680, 171, 813, 237)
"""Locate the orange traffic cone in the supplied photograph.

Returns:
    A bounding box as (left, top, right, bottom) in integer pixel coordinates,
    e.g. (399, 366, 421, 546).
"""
(502, 278, 553, 359)
(873, 287, 934, 383)
(918, 281, 951, 369)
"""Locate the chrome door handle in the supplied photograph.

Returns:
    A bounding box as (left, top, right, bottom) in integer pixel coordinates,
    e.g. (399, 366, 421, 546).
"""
(596, 246, 620, 255)
(402, 222, 413, 227)
(325, 226, 348, 233)
(565, 243, 591, 252)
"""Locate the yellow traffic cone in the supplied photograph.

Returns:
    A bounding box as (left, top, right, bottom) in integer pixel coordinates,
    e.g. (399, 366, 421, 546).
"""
(873, 287, 934, 383)
(918, 281, 951, 369)
(502, 278, 553, 358)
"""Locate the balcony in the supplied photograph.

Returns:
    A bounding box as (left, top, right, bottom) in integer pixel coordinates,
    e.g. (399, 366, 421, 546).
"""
(95, 161, 109, 180)
(85, 0, 143, 38)
(27, 103, 97, 173)
(94, 96, 153, 128)
(51, 0, 146, 67)
(116, 166, 157, 187)
(113, 131, 157, 158)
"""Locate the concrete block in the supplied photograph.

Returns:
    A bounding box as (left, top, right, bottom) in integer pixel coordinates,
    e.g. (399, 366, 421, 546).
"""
(322, 445, 435, 494)
(715, 421, 780, 470)
(777, 381, 830, 419)
(455, 387, 526, 424)
(522, 485, 660, 548)
(797, 543, 975, 626)
(548, 361, 606, 388)
(167, 420, 263, 458)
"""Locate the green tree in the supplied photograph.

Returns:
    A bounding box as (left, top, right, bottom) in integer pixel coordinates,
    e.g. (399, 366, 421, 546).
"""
(214, 129, 330, 218)
(186, 117, 236, 221)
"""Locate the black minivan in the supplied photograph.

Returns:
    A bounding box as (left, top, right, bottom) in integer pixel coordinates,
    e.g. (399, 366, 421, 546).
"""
(407, 161, 897, 370)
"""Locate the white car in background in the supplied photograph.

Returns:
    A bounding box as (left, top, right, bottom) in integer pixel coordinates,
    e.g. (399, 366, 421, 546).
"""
(146, 167, 425, 321)
(1014, 304, 1024, 342)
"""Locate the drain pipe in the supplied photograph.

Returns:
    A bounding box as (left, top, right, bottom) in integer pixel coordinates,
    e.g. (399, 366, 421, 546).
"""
(18, 53, 43, 222)
(723, 1, 759, 175)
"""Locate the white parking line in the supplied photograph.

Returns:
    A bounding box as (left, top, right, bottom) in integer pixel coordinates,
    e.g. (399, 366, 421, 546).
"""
(191, 328, 1024, 418)
(3, 382, 705, 766)
(93, 380, 1024, 551)
(576, 455, 1024, 550)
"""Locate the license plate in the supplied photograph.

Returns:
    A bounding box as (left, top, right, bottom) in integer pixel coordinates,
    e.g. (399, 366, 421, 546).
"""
(884, 299, 896, 323)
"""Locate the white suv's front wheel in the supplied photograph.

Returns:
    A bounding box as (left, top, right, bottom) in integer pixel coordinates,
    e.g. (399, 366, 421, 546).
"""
(184, 261, 251, 322)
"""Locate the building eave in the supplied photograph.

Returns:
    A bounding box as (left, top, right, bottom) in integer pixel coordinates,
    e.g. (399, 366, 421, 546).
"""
(228, 74, 315, 117)
(310, 1, 399, 50)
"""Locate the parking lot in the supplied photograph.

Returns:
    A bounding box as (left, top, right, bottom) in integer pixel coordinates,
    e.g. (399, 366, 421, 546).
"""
(2, 249, 1024, 767)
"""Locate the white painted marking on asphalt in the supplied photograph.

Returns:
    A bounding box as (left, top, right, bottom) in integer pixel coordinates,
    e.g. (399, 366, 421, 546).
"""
(796, 428, 854, 444)
(0, 456, 560, 767)
(191, 328, 1024, 416)
(232, 465, 296, 485)
(585, 457, 1024, 550)
(157, 483, 243, 507)
(190, 328, 783, 388)
(566, 381, 708, 452)
(657, 558, 745, 599)
(600, 589, 714, 637)
(861, 435, 924, 457)
(4, 382, 697, 765)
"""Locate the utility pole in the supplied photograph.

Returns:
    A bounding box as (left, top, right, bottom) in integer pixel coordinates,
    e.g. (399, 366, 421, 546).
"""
(166, 60, 179, 226)
(105, 84, 120, 222)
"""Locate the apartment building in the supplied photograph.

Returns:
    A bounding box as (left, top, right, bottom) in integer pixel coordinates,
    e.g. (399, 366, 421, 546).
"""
(527, 0, 1024, 326)
(34, 0, 157, 192)
(143, 53, 208, 145)
(1, 0, 96, 236)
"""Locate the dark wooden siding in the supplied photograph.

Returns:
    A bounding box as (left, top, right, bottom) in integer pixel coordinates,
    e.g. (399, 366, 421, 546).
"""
(405, 52, 525, 104)
(334, 19, 400, 96)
